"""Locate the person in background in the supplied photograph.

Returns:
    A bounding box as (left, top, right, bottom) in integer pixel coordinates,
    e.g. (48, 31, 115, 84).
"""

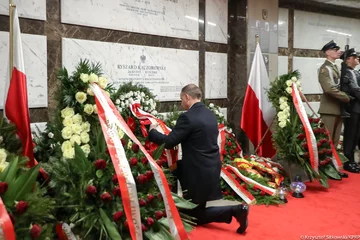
(318, 40, 351, 177)
(340, 48, 360, 173)
(148, 84, 249, 234)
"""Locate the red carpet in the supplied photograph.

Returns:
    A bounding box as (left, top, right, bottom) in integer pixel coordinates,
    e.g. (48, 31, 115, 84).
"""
(190, 173, 360, 240)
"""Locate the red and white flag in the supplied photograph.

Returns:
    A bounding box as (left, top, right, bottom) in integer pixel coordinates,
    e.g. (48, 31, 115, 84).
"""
(4, 8, 34, 166)
(240, 43, 276, 158)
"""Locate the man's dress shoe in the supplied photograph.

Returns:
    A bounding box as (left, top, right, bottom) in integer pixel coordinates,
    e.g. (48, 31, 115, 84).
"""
(232, 204, 249, 234)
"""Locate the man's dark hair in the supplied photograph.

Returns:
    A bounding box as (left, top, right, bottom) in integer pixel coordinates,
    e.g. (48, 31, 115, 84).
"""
(181, 84, 202, 99)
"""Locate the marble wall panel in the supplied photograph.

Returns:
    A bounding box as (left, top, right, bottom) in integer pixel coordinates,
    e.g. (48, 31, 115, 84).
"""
(0, 0, 46, 20)
(294, 10, 360, 50)
(62, 38, 199, 102)
(205, 52, 227, 99)
(278, 8, 288, 48)
(278, 55, 288, 76)
(205, 0, 228, 44)
(0, 32, 47, 109)
(61, 0, 199, 40)
(30, 122, 47, 136)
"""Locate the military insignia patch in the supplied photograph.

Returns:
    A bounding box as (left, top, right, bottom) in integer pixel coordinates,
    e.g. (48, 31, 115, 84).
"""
(321, 68, 325, 73)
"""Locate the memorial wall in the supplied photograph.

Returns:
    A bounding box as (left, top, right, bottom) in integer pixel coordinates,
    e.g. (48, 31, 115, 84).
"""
(0, 0, 248, 136)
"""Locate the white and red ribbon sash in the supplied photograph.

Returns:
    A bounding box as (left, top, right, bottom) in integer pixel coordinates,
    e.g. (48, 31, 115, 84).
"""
(92, 85, 188, 240)
(218, 124, 243, 160)
(299, 91, 343, 170)
(0, 198, 15, 240)
(220, 168, 256, 205)
(292, 83, 319, 173)
(225, 165, 277, 196)
(130, 102, 178, 170)
(92, 85, 142, 239)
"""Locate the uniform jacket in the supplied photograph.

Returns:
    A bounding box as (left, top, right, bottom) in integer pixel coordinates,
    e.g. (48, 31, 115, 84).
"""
(318, 60, 350, 115)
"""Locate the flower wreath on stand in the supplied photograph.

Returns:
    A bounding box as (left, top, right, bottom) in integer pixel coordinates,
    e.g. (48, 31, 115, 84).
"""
(0, 117, 56, 239)
(34, 61, 195, 239)
(267, 70, 342, 188)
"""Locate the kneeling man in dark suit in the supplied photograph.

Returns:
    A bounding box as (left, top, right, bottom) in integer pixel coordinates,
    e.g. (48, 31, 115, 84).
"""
(148, 84, 249, 234)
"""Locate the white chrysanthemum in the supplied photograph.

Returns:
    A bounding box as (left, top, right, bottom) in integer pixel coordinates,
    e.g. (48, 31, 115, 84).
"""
(209, 103, 214, 108)
(48, 132, 54, 139)
(63, 147, 75, 159)
(280, 103, 288, 110)
(63, 117, 73, 127)
(61, 107, 75, 119)
(70, 135, 81, 146)
(286, 87, 292, 94)
(61, 127, 73, 140)
(118, 107, 123, 112)
(84, 104, 94, 115)
(115, 99, 120, 105)
(61, 140, 72, 152)
(277, 111, 285, 118)
(75, 92, 87, 104)
(89, 73, 99, 83)
(81, 122, 91, 133)
(72, 114, 83, 125)
(286, 80, 293, 87)
(81, 144, 91, 156)
(98, 76, 108, 89)
(278, 121, 287, 128)
(71, 124, 82, 135)
(291, 76, 298, 82)
(87, 88, 94, 96)
(93, 104, 98, 114)
(80, 73, 89, 83)
(0, 148, 7, 163)
(120, 95, 125, 101)
(80, 132, 90, 144)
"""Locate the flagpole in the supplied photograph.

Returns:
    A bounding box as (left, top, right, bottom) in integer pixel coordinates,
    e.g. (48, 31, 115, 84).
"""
(9, 0, 15, 80)
(253, 116, 276, 155)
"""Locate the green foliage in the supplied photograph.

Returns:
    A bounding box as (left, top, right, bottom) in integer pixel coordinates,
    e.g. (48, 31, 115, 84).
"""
(0, 117, 22, 155)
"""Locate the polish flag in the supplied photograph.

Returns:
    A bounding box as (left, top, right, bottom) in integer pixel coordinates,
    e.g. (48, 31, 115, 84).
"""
(240, 43, 276, 158)
(4, 8, 34, 166)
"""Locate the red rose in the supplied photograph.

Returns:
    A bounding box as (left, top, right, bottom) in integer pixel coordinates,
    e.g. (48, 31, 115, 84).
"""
(145, 170, 154, 179)
(297, 134, 305, 140)
(141, 224, 147, 232)
(157, 193, 163, 201)
(146, 217, 155, 226)
(221, 149, 227, 155)
(131, 143, 140, 153)
(100, 192, 112, 202)
(130, 157, 138, 166)
(163, 210, 167, 217)
(121, 138, 126, 146)
(236, 147, 241, 153)
(230, 149, 235, 155)
(0, 182, 8, 194)
(137, 174, 148, 184)
(112, 174, 118, 184)
(124, 220, 129, 228)
(141, 157, 148, 165)
(94, 159, 107, 170)
(227, 141, 232, 147)
(30, 224, 42, 239)
(139, 199, 147, 207)
(303, 152, 309, 158)
(302, 143, 308, 149)
(112, 186, 121, 197)
(146, 194, 155, 203)
(317, 143, 321, 148)
(327, 149, 333, 155)
(230, 156, 234, 160)
(86, 185, 97, 195)
(260, 191, 266, 196)
(16, 201, 28, 214)
(314, 118, 320, 123)
(155, 211, 163, 220)
(113, 211, 123, 222)
(222, 191, 228, 196)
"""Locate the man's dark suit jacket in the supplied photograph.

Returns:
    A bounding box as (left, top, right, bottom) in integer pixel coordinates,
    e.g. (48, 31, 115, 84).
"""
(148, 102, 222, 204)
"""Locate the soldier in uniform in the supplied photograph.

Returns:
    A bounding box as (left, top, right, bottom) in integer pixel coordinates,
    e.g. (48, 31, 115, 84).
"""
(340, 48, 360, 173)
(318, 40, 351, 176)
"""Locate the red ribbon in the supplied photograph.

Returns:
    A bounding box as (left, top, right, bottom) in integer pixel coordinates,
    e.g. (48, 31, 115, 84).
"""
(0, 198, 15, 240)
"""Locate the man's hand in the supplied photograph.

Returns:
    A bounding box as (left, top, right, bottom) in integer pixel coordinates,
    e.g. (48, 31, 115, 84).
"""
(149, 123, 159, 131)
